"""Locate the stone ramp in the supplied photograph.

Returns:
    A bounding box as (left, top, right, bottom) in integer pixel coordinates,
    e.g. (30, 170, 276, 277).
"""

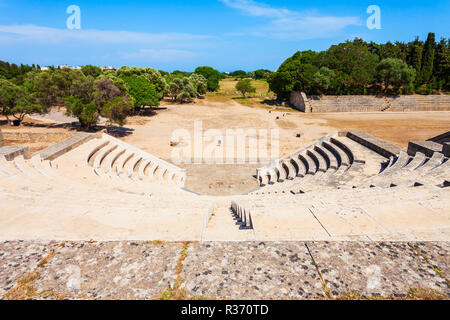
(344, 130, 401, 158)
(1, 241, 447, 300)
(34, 133, 98, 161)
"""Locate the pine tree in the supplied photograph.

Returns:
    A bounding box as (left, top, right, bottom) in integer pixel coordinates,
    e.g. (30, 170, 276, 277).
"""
(433, 39, 449, 91)
(407, 37, 424, 86)
(421, 32, 436, 84)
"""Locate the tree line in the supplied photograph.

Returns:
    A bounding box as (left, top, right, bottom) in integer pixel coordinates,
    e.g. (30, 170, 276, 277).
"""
(267, 33, 449, 100)
(0, 64, 223, 128)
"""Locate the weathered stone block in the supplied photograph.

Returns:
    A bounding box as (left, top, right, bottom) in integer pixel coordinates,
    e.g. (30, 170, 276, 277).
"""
(345, 131, 401, 158)
(443, 142, 450, 157)
(0, 146, 30, 160)
(408, 141, 443, 157)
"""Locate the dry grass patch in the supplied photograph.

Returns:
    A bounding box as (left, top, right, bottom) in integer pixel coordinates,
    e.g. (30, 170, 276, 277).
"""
(336, 288, 448, 300)
(3, 242, 68, 300)
(159, 242, 216, 300)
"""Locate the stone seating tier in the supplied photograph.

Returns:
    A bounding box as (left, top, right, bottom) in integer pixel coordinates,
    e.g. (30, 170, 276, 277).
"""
(408, 141, 444, 157)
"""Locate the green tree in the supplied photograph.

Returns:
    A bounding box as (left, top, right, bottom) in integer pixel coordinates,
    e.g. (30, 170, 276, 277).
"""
(29, 68, 80, 109)
(375, 58, 416, 94)
(0, 79, 42, 125)
(168, 78, 197, 103)
(312, 67, 335, 94)
(231, 70, 247, 78)
(121, 75, 160, 110)
(194, 66, 220, 91)
(236, 79, 256, 98)
(116, 66, 168, 100)
(65, 96, 98, 129)
(189, 73, 208, 96)
(406, 37, 424, 86)
(64, 73, 134, 128)
(267, 50, 319, 99)
(267, 71, 294, 100)
(420, 32, 436, 84)
(324, 39, 378, 93)
(252, 69, 272, 80)
(433, 38, 450, 91)
(81, 65, 102, 78)
(101, 95, 134, 126)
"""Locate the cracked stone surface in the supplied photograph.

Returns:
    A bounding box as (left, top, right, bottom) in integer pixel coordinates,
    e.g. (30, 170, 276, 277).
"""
(0, 241, 58, 296)
(307, 242, 449, 298)
(33, 241, 181, 299)
(409, 242, 450, 280)
(181, 242, 325, 299)
(1, 241, 448, 300)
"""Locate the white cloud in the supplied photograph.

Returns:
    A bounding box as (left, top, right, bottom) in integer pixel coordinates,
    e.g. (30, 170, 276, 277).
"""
(220, 0, 361, 40)
(0, 24, 213, 46)
(120, 49, 200, 62)
(220, 0, 291, 18)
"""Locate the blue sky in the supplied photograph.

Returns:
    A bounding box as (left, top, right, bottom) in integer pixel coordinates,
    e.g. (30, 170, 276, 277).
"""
(0, 0, 448, 72)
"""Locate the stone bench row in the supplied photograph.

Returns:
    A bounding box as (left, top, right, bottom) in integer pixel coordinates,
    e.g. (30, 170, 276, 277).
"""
(355, 151, 449, 188)
(87, 138, 185, 187)
(252, 136, 360, 195)
(0, 155, 202, 209)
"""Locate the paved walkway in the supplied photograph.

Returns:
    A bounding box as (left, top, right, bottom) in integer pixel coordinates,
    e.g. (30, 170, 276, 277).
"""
(1, 241, 448, 300)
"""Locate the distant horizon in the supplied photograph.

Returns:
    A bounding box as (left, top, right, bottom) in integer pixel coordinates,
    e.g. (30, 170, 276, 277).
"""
(0, 0, 448, 72)
(1, 32, 446, 74)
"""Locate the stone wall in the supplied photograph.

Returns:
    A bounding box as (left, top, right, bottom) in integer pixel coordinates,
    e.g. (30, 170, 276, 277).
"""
(290, 92, 450, 113)
(289, 91, 312, 112)
(1, 131, 73, 145)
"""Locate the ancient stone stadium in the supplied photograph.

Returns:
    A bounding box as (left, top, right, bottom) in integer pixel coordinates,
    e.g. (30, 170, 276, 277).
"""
(0, 120, 449, 300)
(1, 4, 449, 301)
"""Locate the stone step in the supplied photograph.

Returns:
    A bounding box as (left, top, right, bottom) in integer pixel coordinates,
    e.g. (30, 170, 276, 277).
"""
(203, 202, 255, 241)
